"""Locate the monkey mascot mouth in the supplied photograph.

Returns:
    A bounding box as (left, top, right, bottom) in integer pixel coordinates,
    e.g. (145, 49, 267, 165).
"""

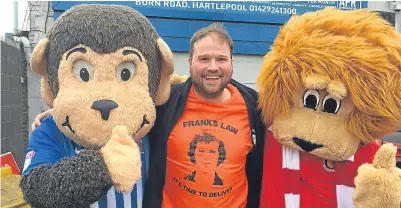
(61, 116, 75, 133)
(61, 112, 150, 136)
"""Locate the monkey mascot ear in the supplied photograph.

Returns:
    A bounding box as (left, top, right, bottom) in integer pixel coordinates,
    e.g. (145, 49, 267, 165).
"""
(30, 38, 55, 108)
(155, 38, 174, 106)
(170, 74, 189, 85)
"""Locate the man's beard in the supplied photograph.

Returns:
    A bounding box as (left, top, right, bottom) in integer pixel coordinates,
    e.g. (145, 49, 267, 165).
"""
(192, 73, 232, 99)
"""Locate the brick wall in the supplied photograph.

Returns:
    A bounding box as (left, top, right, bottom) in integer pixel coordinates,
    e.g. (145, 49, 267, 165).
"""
(1, 40, 28, 170)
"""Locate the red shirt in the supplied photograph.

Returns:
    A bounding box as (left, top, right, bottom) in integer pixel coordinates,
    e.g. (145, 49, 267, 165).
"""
(260, 129, 380, 208)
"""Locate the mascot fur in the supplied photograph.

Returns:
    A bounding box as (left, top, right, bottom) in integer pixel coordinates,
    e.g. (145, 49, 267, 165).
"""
(257, 8, 401, 208)
(19, 4, 174, 207)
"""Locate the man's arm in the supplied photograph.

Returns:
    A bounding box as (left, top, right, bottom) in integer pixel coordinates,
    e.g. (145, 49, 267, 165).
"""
(244, 87, 266, 208)
(20, 127, 112, 208)
(245, 115, 265, 208)
(31, 109, 53, 131)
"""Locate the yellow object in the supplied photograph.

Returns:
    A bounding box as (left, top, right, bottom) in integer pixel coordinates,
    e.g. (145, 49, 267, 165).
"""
(1, 170, 30, 208)
(1, 166, 12, 178)
(170, 74, 188, 85)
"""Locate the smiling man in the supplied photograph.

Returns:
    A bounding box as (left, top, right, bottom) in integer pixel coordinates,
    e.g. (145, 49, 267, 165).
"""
(143, 23, 265, 208)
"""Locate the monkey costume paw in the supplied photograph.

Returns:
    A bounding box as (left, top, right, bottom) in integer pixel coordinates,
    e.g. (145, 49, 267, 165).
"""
(256, 8, 401, 208)
(19, 4, 174, 208)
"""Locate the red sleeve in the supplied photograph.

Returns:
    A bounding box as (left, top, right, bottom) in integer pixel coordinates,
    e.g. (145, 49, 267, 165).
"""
(356, 141, 381, 164)
(336, 141, 381, 187)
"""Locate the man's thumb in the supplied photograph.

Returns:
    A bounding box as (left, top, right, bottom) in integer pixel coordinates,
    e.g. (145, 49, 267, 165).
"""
(372, 143, 397, 170)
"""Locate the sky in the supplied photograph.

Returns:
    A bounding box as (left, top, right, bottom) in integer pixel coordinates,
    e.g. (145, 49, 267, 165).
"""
(0, 0, 29, 38)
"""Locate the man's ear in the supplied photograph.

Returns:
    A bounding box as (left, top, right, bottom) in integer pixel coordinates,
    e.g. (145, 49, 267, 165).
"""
(31, 38, 55, 107)
(155, 38, 174, 106)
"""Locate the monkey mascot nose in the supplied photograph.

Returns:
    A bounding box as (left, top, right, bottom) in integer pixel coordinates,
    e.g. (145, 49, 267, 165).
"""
(91, 99, 119, 121)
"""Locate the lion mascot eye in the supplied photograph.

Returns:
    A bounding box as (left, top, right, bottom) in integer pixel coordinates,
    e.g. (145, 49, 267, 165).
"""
(303, 89, 320, 110)
(322, 94, 341, 114)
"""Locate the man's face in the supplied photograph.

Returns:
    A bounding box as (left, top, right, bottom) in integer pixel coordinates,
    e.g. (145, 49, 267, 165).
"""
(189, 33, 233, 98)
(195, 141, 219, 173)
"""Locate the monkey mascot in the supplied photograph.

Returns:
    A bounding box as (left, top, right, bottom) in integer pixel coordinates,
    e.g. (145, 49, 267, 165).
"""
(257, 8, 401, 208)
(19, 4, 174, 207)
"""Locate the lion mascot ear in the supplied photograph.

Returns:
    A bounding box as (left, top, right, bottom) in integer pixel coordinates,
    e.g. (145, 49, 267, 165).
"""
(30, 38, 55, 107)
(155, 38, 174, 106)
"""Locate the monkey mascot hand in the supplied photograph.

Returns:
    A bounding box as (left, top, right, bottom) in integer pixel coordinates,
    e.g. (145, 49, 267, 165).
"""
(19, 4, 174, 208)
(256, 8, 401, 208)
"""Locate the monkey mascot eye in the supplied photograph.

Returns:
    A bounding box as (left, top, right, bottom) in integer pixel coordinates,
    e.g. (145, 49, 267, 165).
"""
(322, 95, 341, 114)
(303, 89, 320, 110)
(116, 62, 136, 81)
(72, 60, 94, 82)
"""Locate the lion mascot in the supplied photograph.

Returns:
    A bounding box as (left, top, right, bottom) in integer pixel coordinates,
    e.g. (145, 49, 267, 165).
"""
(19, 4, 174, 207)
(257, 8, 401, 208)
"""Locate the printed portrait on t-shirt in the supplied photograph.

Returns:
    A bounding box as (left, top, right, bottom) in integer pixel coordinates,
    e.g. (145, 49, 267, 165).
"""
(184, 132, 226, 186)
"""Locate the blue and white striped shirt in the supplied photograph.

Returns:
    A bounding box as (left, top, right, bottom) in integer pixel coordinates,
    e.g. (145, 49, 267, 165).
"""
(22, 116, 150, 208)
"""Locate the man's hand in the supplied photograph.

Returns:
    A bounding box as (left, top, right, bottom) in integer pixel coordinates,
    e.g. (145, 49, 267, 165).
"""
(353, 143, 401, 208)
(101, 125, 142, 193)
(31, 109, 54, 131)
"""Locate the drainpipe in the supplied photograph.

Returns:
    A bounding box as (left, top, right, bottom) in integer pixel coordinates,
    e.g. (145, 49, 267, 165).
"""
(13, 36, 32, 72)
(13, 1, 32, 75)
(13, 1, 18, 36)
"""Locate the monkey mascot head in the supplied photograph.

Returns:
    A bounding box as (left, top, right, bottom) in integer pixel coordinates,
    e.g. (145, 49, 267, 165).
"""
(31, 4, 173, 148)
(257, 8, 401, 207)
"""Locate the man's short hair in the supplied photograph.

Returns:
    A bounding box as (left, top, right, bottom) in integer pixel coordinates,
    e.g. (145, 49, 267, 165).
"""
(189, 22, 234, 59)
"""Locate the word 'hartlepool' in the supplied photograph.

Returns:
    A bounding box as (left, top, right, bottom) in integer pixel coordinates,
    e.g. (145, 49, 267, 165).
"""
(135, 1, 298, 15)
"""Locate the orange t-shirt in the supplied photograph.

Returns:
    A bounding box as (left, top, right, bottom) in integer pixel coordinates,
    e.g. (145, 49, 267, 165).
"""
(162, 84, 252, 208)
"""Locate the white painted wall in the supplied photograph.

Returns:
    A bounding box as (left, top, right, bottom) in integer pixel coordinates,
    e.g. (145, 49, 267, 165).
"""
(368, 1, 392, 11)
